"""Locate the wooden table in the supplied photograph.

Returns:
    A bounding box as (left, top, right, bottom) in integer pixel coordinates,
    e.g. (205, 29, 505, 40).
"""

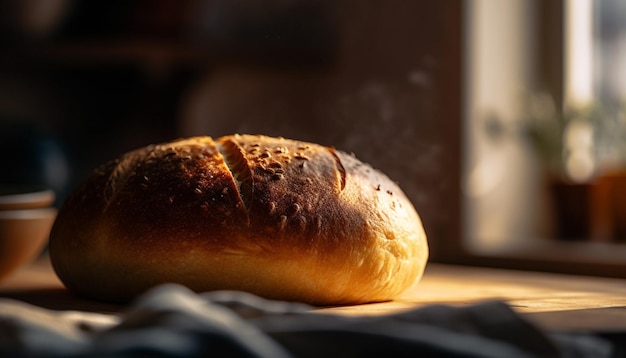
(2, 256, 626, 333)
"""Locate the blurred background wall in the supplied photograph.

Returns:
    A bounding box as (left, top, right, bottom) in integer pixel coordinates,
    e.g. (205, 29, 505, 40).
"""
(0, 0, 463, 259)
(6, 0, 625, 269)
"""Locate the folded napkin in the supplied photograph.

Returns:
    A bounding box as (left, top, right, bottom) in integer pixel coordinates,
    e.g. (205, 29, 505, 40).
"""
(0, 284, 614, 357)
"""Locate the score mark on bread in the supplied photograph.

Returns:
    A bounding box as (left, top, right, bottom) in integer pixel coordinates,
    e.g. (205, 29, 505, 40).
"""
(49, 134, 428, 305)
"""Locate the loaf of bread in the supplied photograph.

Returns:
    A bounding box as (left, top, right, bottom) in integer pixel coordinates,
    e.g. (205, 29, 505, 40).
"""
(49, 134, 428, 304)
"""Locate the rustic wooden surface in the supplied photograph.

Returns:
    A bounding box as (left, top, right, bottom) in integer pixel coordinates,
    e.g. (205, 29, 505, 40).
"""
(2, 255, 626, 333)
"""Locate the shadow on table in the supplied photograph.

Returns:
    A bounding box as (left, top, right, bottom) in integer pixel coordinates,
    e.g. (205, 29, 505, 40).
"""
(0, 287, 122, 313)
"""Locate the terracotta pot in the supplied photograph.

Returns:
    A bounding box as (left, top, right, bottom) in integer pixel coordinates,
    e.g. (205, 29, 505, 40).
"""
(550, 181, 594, 241)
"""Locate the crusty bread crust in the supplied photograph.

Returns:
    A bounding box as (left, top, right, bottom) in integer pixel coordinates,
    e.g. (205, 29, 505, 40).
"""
(49, 134, 428, 304)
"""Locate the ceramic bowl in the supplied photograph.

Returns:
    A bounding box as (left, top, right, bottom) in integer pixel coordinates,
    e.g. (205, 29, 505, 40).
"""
(0, 186, 57, 281)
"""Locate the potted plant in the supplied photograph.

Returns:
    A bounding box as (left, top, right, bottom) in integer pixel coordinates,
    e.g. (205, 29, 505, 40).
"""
(523, 92, 626, 241)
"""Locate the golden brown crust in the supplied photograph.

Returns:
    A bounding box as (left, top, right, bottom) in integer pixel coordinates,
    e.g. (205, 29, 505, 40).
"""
(49, 134, 428, 304)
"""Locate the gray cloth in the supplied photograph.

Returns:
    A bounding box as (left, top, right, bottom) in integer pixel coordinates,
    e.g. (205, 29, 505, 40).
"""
(0, 284, 615, 357)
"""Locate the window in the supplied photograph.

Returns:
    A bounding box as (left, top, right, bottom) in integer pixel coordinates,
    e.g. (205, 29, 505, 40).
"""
(460, 0, 626, 276)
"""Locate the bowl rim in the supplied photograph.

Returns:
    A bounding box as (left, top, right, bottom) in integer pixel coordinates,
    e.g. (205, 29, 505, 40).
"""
(0, 185, 56, 210)
(0, 207, 58, 219)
